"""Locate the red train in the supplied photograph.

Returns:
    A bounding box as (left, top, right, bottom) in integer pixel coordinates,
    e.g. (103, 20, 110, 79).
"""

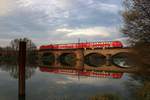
(40, 41, 123, 50)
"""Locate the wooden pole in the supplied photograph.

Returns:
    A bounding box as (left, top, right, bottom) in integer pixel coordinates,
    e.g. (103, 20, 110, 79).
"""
(18, 41, 26, 98)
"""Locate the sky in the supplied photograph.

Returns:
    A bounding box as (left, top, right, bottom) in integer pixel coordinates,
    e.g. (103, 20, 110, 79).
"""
(0, 0, 126, 47)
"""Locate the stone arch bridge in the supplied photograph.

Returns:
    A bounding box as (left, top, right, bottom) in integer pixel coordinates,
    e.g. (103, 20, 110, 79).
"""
(38, 48, 136, 72)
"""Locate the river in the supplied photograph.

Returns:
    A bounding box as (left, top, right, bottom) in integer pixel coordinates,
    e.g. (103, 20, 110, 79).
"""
(0, 64, 149, 100)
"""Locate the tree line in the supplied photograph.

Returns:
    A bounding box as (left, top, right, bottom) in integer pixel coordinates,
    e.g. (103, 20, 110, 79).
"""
(122, 0, 150, 74)
(0, 38, 38, 64)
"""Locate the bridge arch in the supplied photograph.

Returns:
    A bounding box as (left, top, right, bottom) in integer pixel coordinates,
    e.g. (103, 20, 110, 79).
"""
(59, 53, 77, 66)
(84, 53, 106, 67)
(41, 52, 55, 66)
(112, 52, 136, 68)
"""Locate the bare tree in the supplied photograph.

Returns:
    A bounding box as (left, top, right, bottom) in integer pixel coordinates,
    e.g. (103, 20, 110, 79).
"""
(10, 38, 37, 64)
(122, 0, 150, 69)
(10, 38, 36, 51)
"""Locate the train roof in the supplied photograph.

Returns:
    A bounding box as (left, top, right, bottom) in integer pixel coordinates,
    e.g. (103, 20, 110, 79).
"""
(40, 41, 122, 47)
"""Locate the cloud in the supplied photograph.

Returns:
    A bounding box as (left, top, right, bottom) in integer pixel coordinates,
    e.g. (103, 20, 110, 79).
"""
(91, 3, 120, 13)
(16, 0, 34, 7)
(115, 37, 130, 47)
(0, 0, 14, 16)
(0, 0, 123, 47)
(56, 27, 111, 37)
(0, 39, 10, 47)
(54, 75, 127, 86)
(16, 0, 72, 18)
(56, 28, 73, 33)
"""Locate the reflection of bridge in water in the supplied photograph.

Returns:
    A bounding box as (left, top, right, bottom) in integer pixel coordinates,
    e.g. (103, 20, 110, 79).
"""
(39, 67, 123, 79)
(38, 41, 137, 73)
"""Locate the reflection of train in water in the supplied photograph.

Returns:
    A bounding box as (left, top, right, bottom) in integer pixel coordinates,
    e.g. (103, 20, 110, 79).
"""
(40, 67, 123, 79)
(40, 41, 123, 50)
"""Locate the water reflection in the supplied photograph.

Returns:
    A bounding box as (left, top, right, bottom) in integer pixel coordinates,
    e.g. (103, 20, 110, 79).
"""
(19, 96, 25, 100)
(89, 93, 121, 100)
(112, 52, 136, 68)
(39, 67, 123, 79)
(0, 63, 149, 100)
(124, 74, 150, 100)
(0, 63, 37, 80)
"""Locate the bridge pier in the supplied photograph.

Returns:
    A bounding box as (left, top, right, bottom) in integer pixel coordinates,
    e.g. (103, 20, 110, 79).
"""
(106, 54, 111, 66)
